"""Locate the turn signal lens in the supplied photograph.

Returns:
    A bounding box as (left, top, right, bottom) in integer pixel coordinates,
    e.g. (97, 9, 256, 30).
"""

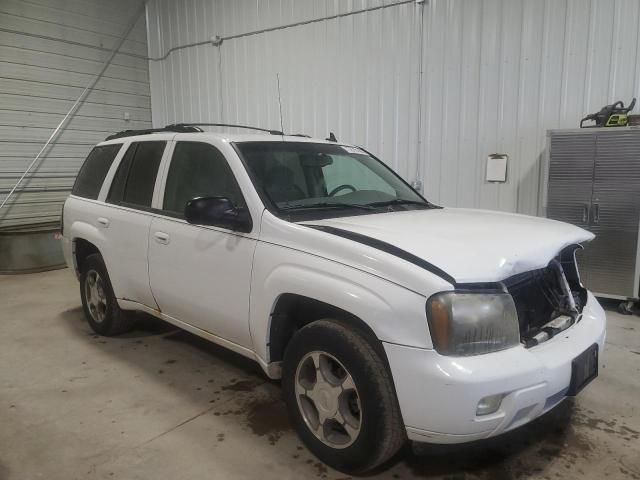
(428, 297, 450, 352)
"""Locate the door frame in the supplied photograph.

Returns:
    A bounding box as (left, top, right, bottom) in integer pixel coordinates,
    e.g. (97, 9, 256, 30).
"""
(151, 135, 265, 237)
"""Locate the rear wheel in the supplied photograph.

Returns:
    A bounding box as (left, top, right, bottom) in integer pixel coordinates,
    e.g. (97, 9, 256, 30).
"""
(282, 319, 405, 474)
(618, 300, 635, 315)
(80, 253, 136, 336)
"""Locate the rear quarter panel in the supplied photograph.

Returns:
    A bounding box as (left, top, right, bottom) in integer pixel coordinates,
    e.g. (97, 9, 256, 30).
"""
(64, 196, 155, 306)
(63, 196, 109, 275)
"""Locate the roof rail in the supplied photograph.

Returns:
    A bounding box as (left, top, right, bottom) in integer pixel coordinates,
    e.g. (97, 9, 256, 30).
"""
(104, 123, 292, 142)
(168, 123, 284, 136)
(105, 125, 202, 141)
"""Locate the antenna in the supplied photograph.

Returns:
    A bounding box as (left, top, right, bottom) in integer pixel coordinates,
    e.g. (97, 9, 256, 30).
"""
(276, 73, 284, 138)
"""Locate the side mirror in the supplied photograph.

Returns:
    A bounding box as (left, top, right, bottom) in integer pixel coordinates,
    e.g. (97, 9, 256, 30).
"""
(184, 196, 252, 232)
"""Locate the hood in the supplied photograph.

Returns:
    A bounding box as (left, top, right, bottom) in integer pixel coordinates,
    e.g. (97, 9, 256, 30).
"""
(302, 208, 593, 284)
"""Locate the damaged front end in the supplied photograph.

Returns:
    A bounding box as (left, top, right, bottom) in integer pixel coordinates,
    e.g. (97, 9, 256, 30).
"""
(426, 245, 590, 356)
(503, 245, 587, 348)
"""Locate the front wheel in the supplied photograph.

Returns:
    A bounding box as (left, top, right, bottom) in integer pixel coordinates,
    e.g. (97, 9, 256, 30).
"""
(282, 319, 405, 474)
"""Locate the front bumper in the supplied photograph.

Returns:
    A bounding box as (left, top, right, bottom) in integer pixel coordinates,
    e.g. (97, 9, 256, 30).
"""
(384, 292, 606, 444)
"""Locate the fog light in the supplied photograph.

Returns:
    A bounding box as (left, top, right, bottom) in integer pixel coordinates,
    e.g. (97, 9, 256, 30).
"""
(476, 394, 504, 416)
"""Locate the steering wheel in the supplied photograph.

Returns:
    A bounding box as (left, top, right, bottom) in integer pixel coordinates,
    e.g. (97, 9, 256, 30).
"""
(329, 184, 357, 197)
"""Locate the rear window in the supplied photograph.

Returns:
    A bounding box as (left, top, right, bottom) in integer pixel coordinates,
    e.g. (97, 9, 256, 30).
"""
(71, 144, 122, 199)
(107, 141, 165, 209)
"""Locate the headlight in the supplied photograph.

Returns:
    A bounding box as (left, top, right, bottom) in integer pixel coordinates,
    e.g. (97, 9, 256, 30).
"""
(426, 292, 520, 356)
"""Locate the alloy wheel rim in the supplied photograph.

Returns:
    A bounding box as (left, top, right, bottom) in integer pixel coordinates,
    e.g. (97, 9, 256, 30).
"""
(85, 270, 107, 323)
(295, 351, 362, 449)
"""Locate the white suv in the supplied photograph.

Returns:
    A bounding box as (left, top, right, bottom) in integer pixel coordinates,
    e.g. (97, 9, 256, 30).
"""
(62, 124, 606, 474)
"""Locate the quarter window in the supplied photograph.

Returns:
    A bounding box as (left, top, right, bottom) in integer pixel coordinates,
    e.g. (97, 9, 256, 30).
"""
(107, 141, 166, 208)
(72, 144, 122, 199)
(162, 142, 244, 216)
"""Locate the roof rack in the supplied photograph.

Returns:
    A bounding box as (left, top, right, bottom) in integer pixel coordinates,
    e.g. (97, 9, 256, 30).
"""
(168, 123, 284, 136)
(105, 122, 286, 141)
(105, 125, 202, 141)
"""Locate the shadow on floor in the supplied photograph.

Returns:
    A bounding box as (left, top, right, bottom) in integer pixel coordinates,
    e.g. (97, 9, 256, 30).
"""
(0, 460, 10, 480)
(392, 400, 586, 479)
(59, 306, 593, 480)
(60, 306, 265, 378)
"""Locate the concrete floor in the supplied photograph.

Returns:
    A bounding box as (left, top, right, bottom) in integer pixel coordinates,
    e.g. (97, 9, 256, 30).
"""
(1, 269, 639, 480)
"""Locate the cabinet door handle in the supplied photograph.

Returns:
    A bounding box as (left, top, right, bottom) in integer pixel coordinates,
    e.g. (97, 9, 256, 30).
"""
(593, 202, 600, 224)
(582, 203, 589, 223)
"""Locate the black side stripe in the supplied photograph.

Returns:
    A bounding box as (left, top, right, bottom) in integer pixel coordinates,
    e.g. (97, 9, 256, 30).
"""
(305, 224, 457, 285)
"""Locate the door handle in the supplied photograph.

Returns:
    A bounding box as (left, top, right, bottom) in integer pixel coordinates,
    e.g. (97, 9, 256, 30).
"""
(153, 231, 170, 245)
(582, 203, 590, 223)
(593, 202, 600, 224)
(97, 217, 110, 228)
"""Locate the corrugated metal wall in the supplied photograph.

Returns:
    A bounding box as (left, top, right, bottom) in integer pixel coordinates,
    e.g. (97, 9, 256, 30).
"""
(0, 0, 152, 229)
(146, 0, 640, 215)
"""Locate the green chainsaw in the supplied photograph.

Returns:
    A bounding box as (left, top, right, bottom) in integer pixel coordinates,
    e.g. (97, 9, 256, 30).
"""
(580, 97, 636, 128)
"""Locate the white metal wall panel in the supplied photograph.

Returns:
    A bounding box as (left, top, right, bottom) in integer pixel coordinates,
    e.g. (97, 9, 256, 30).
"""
(146, 0, 640, 215)
(0, 0, 152, 228)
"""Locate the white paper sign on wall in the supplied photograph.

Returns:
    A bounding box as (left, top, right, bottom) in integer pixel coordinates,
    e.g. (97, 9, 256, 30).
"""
(486, 154, 508, 183)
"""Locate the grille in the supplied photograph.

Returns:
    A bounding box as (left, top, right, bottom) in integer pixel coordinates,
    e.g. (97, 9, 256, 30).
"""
(503, 246, 586, 347)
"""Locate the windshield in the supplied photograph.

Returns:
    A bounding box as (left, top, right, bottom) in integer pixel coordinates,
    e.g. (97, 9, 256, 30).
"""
(235, 141, 431, 218)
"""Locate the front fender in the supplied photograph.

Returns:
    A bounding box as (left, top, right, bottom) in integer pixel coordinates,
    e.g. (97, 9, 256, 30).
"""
(249, 242, 433, 364)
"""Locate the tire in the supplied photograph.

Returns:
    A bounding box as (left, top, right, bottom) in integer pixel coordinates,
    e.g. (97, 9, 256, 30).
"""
(79, 253, 136, 336)
(282, 319, 405, 474)
(618, 301, 634, 315)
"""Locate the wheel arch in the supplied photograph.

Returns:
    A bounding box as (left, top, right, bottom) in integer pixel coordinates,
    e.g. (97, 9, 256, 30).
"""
(268, 293, 384, 364)
(73, 237, 102, 275)
(68, 219, 108, 277)
(265, 293, 398, 388)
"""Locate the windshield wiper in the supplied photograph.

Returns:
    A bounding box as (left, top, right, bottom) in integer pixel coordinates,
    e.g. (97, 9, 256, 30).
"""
(368, 199, 430, 208)
(279, 202, 376, 211)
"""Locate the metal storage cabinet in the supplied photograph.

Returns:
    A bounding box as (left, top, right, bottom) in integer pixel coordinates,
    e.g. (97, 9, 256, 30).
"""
(546, 127, 640, 302)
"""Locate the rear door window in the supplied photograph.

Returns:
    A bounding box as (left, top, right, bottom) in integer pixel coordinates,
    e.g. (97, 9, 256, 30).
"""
(107, 141, 166, 209)
(72, 144, 122, 199)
